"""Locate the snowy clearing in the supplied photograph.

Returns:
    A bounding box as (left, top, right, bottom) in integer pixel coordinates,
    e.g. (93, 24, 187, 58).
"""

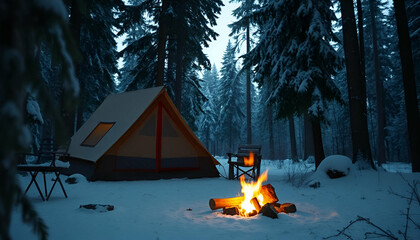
(11, 157, 420, 240)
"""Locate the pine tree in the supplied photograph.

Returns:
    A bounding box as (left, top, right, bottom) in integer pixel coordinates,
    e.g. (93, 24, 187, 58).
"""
(197, 67, 219, 151)
(360, 0, 389, 165)
(119, 0, 222, 129)
(406, 0, 420, 96)
(382, 5, 408, 162)
(247, 0, 342, 167)
(118, 0, 158, 90)
(339, 0, 375, 168)
(393, 0, 420, 172)
(0, 0, 79, 239)
(180, 68, 207, 131)
(218, 41, 245, 152)
(75, 0, 123, 126)
(170, 0, 223, 112)
(118, 19, 148, 92)
(230, 0, 260, 144)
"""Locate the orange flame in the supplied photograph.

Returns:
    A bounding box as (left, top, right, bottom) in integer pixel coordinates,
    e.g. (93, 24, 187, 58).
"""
(238, 170, 268, 217)
(244, 152, 254, 166)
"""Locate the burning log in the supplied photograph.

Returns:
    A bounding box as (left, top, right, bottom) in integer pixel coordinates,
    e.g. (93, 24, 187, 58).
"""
(209, 184, 278, 210)
(260, 184, 279, 204)
(248, 210, 258, 217)
(209, 196, 244, 210)
(250, 197, 261, 212)
(208, 167, 296, 218)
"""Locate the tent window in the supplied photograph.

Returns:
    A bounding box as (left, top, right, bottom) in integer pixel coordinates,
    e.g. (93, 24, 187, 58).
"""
(81, 122, 115, 147)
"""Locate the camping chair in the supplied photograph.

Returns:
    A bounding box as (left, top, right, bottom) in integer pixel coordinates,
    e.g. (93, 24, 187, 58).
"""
(227, 144, 262, 181)
(17, 138, 69, 201)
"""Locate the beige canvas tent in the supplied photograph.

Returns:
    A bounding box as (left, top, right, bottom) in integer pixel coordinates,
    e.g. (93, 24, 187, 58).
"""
(67, 86, 220, 180)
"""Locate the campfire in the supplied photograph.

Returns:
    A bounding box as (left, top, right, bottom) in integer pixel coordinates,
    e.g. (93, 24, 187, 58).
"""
(209, 170, 296, 218)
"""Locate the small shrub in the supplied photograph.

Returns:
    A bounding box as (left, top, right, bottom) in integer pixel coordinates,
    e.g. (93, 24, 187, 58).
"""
(283, 160, 313, 188)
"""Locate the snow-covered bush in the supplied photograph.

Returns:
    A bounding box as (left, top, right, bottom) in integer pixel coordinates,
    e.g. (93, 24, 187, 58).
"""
(282, 159, 314, 188)
(313, 155, 354, 181)
(318, 155, 352, 175)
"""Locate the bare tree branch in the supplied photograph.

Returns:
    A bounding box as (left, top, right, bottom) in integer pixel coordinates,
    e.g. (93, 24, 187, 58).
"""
(323, 216, 398, 240)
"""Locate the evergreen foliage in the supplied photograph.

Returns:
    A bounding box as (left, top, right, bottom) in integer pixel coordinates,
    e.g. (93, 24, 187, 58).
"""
(248, 0, 342, 119)
(0, 0, 79, 239)
(180, 68, 207, 131)
(197, 66, 219, 152)
(406, 0, 420, 98)
(230, 0, 260, 144)
(118, 0, 222, 127)
(217, 41, 245, 152)
(77, 0, 123, 123)
(118, 0, 158, 90)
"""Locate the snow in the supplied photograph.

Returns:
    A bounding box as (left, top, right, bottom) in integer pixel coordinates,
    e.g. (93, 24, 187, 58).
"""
(10, 157, 420, 240)
(26, 99, 44, 124)
(51, 25, 80, 96)
(314, 155, 353, 178)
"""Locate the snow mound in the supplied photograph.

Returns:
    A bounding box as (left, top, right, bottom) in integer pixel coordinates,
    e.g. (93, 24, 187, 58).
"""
(310, 155, 354, 185)
(65, 174, 88, 184)
(317, 155, 353, 177)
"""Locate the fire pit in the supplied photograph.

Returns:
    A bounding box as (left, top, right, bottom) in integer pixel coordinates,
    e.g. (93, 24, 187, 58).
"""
(209, 170, 296, 218)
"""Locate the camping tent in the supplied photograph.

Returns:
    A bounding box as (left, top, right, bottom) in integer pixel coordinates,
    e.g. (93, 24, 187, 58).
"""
(67, 86, 220, 180)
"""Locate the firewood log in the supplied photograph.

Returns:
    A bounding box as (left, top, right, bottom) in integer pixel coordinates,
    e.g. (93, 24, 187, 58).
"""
(260, 184, 279, 204)
(209, 184, 278, 210)
(271, 202, 297, 213)
(250, 197, 261, 212)
(279, 203, 296, 213)
(223, 206, 239, 215)
(261, 203, 278, 219)
(209, 196, 245, 210)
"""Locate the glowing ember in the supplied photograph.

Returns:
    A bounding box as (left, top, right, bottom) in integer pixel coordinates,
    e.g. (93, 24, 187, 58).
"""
(243, 152, 254, 167)
(238, 170, 268, 216)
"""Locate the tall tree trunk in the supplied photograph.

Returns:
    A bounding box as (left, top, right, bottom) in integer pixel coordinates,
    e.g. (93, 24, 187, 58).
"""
(229, 124, 232, 153)
(393, 0, 420, 172)
(246, 20, 252, 144)
(277, 121, 283, 159)
(367, 97, 377, 159)
(288, 115, 298, 161)
(356, 0, 366, 85)
(166, 34, 176, 87)
(312, 118, 325, 169)
(205, 127, 209, 150)
(304, 113, 314, 159)
(268, 106, 274, 160)
(68, 0, 83, 136)
(339, 0, 374, 169)
(369, 0, 386, 166)
(156, 0, 169, 86)
(174, 0, 185, 111)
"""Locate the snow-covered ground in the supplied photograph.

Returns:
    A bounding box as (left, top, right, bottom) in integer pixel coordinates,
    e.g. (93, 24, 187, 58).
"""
(10, 157, 420, 240)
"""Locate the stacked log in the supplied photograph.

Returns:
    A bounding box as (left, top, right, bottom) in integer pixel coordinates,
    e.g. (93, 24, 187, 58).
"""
(209, 184, 296, 219)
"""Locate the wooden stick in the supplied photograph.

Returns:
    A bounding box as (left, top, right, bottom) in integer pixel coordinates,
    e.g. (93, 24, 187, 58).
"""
(209, 196, 244, 210)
